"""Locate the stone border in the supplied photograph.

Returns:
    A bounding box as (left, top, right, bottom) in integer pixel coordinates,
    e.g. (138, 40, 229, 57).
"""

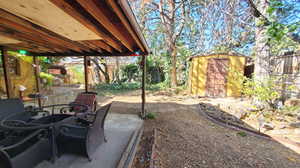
(149, 128, 159, 168)
(198, 103, 271, 139)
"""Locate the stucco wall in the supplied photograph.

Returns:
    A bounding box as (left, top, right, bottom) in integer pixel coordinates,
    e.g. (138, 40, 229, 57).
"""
(189, 54, 246, 97)
(0, 59, 36, 98)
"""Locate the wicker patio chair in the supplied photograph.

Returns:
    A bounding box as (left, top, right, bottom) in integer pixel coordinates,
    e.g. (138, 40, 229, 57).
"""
(0, 129, 52, 168)
(0, 99, 31, 121)
(0, 99, 31, 141)
(57, 103, 111, 161)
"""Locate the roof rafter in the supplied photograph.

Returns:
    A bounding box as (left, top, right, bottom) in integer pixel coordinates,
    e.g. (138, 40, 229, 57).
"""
(75, 0, 136, 52)
(106, 0, 145, 52)
(49, 0, 123, 52)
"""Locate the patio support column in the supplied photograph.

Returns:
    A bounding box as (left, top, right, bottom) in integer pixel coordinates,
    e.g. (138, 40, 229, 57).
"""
(33, 56, 42, 108)
(84, 56, 89, 93)
(1, 47, 13, 98)
(141, 55, 146, 118)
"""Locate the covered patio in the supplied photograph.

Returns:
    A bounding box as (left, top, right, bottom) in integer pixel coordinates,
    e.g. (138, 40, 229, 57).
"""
(0, 0, 149, 168)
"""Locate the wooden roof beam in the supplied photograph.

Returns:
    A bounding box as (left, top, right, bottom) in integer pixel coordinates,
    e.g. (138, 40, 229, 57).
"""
(49, 0, 123, 53)
(7, 42, 54, 53)
(88, 40, 114, 53)
(79, 41, 103, 53)
(0, 27, 67, 53)
(75, 0, 135, 52)
(106, 0, 145, 52)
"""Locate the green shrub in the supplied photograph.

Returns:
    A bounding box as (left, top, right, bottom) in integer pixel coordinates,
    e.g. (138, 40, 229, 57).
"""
(237, 131, 247, 137)
(146, 112, 156, 119)
(39, 72, 54, 86)
(242, 77, 281, 109)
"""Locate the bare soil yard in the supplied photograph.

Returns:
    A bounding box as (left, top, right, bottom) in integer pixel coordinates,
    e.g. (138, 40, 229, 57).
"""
(104, 91, 300, 168)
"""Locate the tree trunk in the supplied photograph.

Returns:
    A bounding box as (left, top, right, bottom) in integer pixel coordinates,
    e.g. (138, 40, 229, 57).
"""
(115, 57, 121, 83)
(91, 58, 110, 84)
(170, 46, 177, 87)
(254, 0, 270, 81)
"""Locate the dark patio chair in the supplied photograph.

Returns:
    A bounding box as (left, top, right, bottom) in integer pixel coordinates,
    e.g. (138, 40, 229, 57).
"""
(0, 129, 52, 168)
(57, 103, 111, 161)
(0, 99, 31, 122)
(0, 99, 31, 141)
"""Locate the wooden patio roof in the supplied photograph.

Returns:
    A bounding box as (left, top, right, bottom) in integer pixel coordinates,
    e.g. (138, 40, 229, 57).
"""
(0, 0, 149, 57)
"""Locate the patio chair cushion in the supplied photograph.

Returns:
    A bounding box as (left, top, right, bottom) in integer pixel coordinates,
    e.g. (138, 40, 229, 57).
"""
(73, 93, 96, 112)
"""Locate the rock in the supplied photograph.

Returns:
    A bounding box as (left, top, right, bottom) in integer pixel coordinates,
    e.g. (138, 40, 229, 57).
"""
(285, 98, 300, 107)
(287, 112, 297, 117)
(295, 129, 300, 134)
(262, 122, 274, 130)
(289, 122, 300, 128)
(276, 116, 287, 122)
(235, 109, 248, 120)
(278, 124, 287, 129)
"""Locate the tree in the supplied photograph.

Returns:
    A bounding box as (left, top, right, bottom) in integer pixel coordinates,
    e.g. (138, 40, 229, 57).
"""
(90, 57, 110, 84)
(246, 0, 300, 80)
(131, 0, 190, 87)
(253, 0, 271, 81)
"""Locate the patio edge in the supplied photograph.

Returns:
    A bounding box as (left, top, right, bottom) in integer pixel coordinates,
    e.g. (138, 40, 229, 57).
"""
(117, 123, 144, 168)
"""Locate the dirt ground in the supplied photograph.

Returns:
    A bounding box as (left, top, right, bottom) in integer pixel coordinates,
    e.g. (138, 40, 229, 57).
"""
(104, 91, 300, 168)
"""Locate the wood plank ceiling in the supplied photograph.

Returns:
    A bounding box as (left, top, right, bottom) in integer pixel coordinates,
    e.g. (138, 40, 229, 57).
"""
(0, 0, 149, 56)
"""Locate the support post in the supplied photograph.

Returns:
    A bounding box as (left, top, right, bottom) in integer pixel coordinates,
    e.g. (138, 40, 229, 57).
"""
(84, 56, 89, 93)
(1, 47, 13, 98)
(33, 56, 42, 108)
(141, 55, 146, 118)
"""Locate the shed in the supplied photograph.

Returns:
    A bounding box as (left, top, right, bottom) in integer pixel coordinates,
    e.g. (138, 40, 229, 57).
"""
(188, 53, 248, 97)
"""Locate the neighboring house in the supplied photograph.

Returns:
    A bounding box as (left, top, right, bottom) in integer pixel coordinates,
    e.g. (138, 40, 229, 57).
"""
(188, 53, 250, 97)
(0, 55, 36, 98)
(271, 50, 300, 98)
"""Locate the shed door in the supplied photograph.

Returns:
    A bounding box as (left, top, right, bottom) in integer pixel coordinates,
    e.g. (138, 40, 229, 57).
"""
(206, 58, 229, 97)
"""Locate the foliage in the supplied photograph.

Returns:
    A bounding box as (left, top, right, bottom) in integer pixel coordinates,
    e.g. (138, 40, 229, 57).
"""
(265, 0, 300, 54)
(146, 112, 156, 119)
(95, 81, 168, 95)
(39, 72, 54, 86)
(97, 82, 141, 91)
(68, 65, 84, 84)
(7, 51, 33, 63)
(242, 77, 281, 108)
(279, 105, 300, 115)
(121, 63, 139, 82)
(237, 131, 247, 137)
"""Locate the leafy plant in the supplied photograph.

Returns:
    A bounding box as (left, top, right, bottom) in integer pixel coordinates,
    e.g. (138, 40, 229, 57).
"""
(146, 112, 156, 119)
(237, 131, 247, 137)
(242, 77, 282, 109)
(39, 72, 54, 86)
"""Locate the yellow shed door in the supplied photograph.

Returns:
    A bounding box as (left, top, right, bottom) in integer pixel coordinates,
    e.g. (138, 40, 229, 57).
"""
(205, 58, 229, 97)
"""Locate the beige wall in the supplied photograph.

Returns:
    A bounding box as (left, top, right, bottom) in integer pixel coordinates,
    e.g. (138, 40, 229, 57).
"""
(0, 59, 36, 98)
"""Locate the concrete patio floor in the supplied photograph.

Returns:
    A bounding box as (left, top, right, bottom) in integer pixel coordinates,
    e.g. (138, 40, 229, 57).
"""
(35, 113, 143, 168)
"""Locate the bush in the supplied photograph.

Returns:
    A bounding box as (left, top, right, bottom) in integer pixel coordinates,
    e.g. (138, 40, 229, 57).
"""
(39, 72, 54, 86)
(146, 112, 156, 119)
(242, 77, 281, 109)
(231, 69, 289, 110)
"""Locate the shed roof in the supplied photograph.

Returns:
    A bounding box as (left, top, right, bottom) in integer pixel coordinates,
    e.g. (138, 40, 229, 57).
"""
(188, 52, 249, 61)
(0, 0, 149, 57)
